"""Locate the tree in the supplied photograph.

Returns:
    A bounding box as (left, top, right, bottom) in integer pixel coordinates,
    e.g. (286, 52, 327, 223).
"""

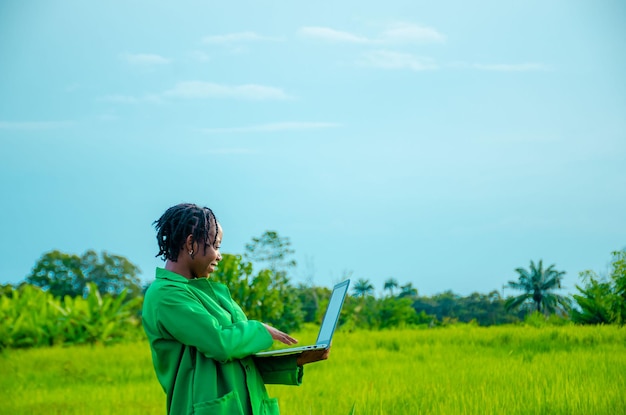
(81, 250, 142, 297)
(1, 283, 17, 298)
(573, 249, 626, 325)
(295, 284, 331, 323)
(25, 250, 142, 298)
(398, 282, 418, 299)
(611, 249, 626, 324)
(383, 278, 398, 297)
(460, 290, 520, 326)
(505, 260, 570, 316)
(431, 290, 461, 319)
(411, 290, 521, 326)
(26, 250, 86, 297)
(244, 231, 296, 274)
(352, 278, 374, 298)
(378, 297, 420, 328)
(244, 231, 301, 330)
(571, 277, 613, 324)
(212, 253, 303, 332)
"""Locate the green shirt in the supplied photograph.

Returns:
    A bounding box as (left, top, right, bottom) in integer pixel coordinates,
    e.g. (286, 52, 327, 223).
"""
(142, 268, 303, 415)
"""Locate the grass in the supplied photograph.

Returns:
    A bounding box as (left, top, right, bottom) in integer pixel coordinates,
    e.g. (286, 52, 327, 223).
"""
(1, 325, 625, 414)
(1, 340, 163, 414)
(269, 324, 626, 414)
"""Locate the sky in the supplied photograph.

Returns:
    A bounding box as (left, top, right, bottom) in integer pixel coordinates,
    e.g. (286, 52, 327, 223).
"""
(1, 0, 625, 297)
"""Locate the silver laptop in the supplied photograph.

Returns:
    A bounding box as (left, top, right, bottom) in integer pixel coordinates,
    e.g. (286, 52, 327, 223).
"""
(255, 279, 350, 357)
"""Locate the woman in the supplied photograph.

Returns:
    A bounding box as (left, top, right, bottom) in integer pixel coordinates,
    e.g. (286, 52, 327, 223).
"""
(142, 203, 328, 415)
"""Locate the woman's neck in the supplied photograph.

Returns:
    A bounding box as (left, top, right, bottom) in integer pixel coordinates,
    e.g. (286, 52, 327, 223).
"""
(164, 260, 193, 280)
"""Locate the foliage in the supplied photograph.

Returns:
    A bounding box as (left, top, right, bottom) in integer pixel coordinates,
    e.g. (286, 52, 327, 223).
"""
(244, 230, 296, 273)
(16, 232, 625, 357)
(505, 259, 571, 316)
(293, 280, 525, 330)
(295, 284, 331, 323)
(572, 249, 626, 325)
(211, 253, 303, 332)
(0, 283, 14, 297)
(377, 297, 426, 328)
(0, 283, 142, 349)
(571, 277, 613, 324)
(412, 290, 521, 326)
(25, 250, 85, 298)
(25, 250, 142, 299)
(613, 250, 626, 323)
(352, 278, 374, 298)
(383, 278, 399, 297)
(398, 282, 418, 299)
(341, 293, 431, 330)
(217, 231, 303, 332)
(346, 295, 378, 329)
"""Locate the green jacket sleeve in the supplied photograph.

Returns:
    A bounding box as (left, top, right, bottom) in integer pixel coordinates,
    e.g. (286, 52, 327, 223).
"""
(253, 355, 303, 385)
(155, 285, 273, 362)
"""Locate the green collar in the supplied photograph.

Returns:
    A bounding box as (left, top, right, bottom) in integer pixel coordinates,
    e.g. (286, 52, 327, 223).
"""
(155, 267, 190, 283)
(155, 268, 227, 289)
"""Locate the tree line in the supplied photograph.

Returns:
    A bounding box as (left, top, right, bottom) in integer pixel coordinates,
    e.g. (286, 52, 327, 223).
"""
(2, 231, 625, 348)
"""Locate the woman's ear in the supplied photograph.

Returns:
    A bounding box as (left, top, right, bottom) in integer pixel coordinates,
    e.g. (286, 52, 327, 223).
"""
(184, 234, 195, 255)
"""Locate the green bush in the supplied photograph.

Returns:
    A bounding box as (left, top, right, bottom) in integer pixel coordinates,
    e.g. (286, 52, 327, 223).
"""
(0, 284, 142, 349)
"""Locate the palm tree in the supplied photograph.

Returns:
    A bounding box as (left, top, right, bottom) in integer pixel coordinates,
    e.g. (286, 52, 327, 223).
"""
(398, 282, 418, 299)
(352, 278, 374, 298)
(383, 278, 398, 297)
(505, 260, 571, 315)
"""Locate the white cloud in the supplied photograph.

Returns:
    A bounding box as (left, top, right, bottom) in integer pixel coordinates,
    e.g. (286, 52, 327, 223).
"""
(381, 22, 445, 43)
(0, 120, 74, 130)
(360, 50, 437, 71)
(122, 53, 171, 65)
(164, 81, 291, 100)
(298, 23, 445, 45)
(99, 94, 163, 104)
(471, 63, 551, 71)
(298, 27, 373, 44)
(202, 31, 282, 44)
(100, 82, 292, 105)
(197, 121, 340, 133)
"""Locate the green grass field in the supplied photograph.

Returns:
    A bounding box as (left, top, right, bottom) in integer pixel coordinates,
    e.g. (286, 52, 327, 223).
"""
(1, 325, 625, 414)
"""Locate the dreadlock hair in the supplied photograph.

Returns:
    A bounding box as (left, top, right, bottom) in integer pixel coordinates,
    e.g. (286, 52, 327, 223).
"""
(153, 203, 219, 262)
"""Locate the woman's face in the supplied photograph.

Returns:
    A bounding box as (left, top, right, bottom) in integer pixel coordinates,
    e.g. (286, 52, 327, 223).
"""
(190, 224, 222, 279)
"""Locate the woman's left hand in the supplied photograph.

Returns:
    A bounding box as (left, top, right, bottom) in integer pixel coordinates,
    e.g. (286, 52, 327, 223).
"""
(262, 323, 299, 345)
(296, 347, 331, 366)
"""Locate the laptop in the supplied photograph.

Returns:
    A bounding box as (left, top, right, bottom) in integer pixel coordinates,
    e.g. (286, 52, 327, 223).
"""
(255, 279, 350, 357)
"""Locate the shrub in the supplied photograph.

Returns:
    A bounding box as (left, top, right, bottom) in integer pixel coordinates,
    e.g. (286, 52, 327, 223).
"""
(0, 283, 142, 349)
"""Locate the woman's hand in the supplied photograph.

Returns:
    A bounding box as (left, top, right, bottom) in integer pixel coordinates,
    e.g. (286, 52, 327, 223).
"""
(262, 323, 298, 345)
(296, 347, 330, 366)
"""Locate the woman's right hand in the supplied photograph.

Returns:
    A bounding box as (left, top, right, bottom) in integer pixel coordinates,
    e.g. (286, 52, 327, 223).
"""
(262, 323, 299, 345)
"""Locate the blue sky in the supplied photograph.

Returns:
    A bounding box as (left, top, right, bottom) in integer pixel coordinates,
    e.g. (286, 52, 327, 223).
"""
(1, 0, 625, 296)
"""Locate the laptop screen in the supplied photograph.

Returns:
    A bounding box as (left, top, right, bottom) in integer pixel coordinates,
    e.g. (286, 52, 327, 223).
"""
(316, 279, 350, 345)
